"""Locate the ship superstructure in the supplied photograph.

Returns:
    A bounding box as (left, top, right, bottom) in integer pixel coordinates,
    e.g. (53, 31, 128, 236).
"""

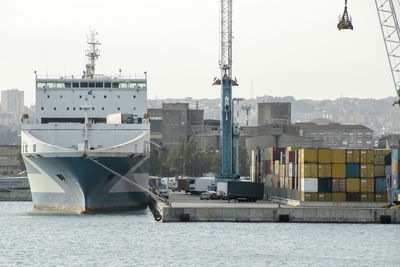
(21, 31, 150, 213)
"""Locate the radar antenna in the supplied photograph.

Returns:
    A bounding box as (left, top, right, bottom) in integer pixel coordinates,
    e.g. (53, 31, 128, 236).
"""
(85, 30, 101, 78)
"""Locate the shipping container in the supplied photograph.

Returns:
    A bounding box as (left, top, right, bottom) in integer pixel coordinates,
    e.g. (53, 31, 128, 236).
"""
(280, 177, 285, 188)
(374, 177, 387, 193)
(374, 165, 385, 177)
(392, 160, 399, 175)
(299, 148, 318, 163)
(318, 178, 332, 193)
(346, 149, 360, 163)
(301, 178, 318, 192)
(332, 178, 346, 192)
(374, 150, 390, 165)
(274, 161, 280, 176)
(267, 148, 285, 161)
(279, 164, 285, 179)
(332, 192, 346, 202)
(318, 193, 332, 201)
(360, 193, 374, 202)
(392, 148, 400, 161)
(217, 181, 264, 201)
(331, 149, 346, 164)
(392, 174, 399, 189)
(299, 164, 318, 178)
(385, 165, 391, 176)
(375, 193, 388, 202)
(346, 178, 361, 193)
(360, 164, 374, 178)
(318, 164, 332, 178)
(318, 148, 332, 163)
(273, 176, 280, 188)
(332, 163, 346, 178)
(285, 151, 297, 164)
(385, 152, 392, 165)
(346, 164, 360, 178)
(360, 149, 374, 163)
(346, 192, 361, 202)
(360, 178, 374, 193)
(301, 192, 318, 201)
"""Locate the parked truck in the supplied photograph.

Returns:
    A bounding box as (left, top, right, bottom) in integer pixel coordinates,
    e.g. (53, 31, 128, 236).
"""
(217, 181, 264, 202)
(187, 177, 215, 195)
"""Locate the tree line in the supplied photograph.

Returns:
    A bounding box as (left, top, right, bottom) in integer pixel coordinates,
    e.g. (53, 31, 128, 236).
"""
(150, 138, 250, 177)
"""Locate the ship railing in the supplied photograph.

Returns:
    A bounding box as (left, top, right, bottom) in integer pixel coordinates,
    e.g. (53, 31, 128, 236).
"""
(35, 74, 147, 80)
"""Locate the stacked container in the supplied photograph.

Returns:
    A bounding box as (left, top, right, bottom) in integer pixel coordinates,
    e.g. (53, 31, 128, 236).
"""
(260, 147, 391, 203)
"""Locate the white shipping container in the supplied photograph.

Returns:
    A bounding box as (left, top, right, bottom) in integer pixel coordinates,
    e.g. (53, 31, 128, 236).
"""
(301, 178, 318, 192)
(217, 181, 228, 197)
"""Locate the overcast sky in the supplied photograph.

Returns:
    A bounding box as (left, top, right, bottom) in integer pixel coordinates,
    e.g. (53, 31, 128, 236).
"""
(0, 0, 398, 106)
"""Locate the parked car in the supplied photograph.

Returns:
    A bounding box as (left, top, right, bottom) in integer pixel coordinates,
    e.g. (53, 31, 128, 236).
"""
(207, 191, 219, 199)
(158, 189, 169, 199)
(200, 192, 210, 200)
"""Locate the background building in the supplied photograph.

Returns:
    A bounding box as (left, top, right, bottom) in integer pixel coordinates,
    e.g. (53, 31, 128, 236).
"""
(0, 145, 24, 175)
(1, 89, 24, 113)
(295, 120, 373, 148)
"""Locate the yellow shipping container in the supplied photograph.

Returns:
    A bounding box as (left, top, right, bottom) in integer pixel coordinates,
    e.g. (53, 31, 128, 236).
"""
(375, 193, 388, 202)
(373, 150, 390, 165)
(332, 192, 346, 202)
(299, 148, 318, 163)
(318, 193, 332, 202)
(301, 192, 318, 201)
(360, 193, 375, 202)
(360, 178, 375, 193)
(360, 149, 374, 164)
(299, 163, 318, 178)
(318, 164, 332, 178)
(318, 148, 332, 163)
(346, 178, 361, 193)
(374, 165, 385, 177)
(346, 149, 360, 163)
(360, 164, 374, 178)
(332, 149, 346, 164)
(274, 160, 280, 176)
(332, 163, 346, 178)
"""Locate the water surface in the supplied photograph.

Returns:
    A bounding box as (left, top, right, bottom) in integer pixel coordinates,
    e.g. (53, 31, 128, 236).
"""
(0, 202, 398, 266)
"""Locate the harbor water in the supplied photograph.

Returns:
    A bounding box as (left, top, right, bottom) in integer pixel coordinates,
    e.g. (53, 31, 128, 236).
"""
(1, 202, 399, 266)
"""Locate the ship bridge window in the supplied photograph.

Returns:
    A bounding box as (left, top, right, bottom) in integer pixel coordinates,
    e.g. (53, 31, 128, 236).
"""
(37, 82, 46, 88)
(96, 82, 103, 88)
(89, 82, 95, 88)
(80, 82, 88, 88)
(47, 82, 56, 88)
(137, 83, 146, 88)
(112, 82, 119, 88)
(119, 83, 128, 88)
(129, 83, 137, 88)
(105, 82, 111, 88)
(64, 82, 71, 88)
(56, 83, 64, 88)
(73, 82, 79, 88)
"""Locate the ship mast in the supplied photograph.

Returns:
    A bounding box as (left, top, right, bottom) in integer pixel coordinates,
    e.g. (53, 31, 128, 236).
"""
(85, 30, 101, 78)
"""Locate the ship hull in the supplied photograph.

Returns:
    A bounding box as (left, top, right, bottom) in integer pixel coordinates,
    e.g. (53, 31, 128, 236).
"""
(23, 155, 149, 213)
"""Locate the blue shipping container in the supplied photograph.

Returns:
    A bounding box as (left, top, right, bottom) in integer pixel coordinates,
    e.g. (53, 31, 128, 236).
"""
(375, 177, 387, 193)
(392, 189, 400, 203)
(392, 174, 399, 189)
(346, 164, 360, 178)
(392, 149, 400, 161)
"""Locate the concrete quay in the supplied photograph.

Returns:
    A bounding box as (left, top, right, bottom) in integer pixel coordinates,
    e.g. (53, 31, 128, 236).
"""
(155, 192, 400, 223)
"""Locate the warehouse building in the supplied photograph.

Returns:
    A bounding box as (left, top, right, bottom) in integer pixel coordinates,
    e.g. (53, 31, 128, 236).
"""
(0, 145, 24, 175)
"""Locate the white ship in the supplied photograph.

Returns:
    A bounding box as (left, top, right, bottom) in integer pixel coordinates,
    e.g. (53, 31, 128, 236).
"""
(21, 31, 150, 213)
